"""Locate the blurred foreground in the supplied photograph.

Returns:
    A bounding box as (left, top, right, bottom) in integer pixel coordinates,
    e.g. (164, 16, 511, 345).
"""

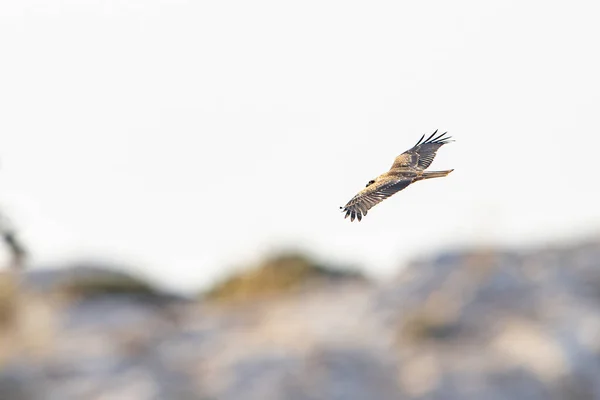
(1, 237, 600, 400)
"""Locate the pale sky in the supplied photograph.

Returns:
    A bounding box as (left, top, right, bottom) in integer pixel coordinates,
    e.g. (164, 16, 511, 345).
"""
(1, 0, 599, 293)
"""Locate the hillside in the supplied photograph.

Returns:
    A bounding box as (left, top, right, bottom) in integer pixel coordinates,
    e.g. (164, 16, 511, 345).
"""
(1, 237, 599, 399)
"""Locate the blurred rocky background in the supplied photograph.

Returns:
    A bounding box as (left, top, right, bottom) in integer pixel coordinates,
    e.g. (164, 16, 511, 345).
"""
(1, 215, 599, 399)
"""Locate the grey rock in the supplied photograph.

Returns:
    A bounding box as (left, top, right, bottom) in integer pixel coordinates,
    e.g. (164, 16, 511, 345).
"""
(2, 238, 600, 399)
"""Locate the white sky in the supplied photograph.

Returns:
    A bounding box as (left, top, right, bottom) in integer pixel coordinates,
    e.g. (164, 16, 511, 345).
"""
(1, 0, 600, 293)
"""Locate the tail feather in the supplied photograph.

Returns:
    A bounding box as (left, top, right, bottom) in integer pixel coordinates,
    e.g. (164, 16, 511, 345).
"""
(417, 169, 454, 181)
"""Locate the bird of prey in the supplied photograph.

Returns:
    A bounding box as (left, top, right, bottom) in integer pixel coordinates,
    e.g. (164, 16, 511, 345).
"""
(340, 130, 454, 222)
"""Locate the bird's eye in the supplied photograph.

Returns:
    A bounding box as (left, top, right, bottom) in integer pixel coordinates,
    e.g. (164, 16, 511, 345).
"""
(366, 180, 375, 187)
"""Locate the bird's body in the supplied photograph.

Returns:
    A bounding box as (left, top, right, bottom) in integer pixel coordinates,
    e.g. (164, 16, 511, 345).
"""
(340, 130, 454, 221)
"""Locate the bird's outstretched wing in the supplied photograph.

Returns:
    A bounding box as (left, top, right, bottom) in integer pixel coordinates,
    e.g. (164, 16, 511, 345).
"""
(340, 178, 413, 222)
(391, 130, 453, 170)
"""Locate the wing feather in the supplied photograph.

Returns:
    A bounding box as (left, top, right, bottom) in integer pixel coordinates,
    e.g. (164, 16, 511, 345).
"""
(340, 178, 413, 222)
(391, 130, 453, 170)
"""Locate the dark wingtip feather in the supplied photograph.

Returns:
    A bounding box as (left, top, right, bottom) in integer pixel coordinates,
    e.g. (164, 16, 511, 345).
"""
(423, 129, 438, 143)
(414, 134, 426, 146)
(423, 130, 453, 145)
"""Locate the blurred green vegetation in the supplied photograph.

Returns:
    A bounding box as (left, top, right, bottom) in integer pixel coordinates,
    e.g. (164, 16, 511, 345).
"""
(203, 252, 367, 303)
(0, 272, 17, 329)
(58, 273, 162, 299)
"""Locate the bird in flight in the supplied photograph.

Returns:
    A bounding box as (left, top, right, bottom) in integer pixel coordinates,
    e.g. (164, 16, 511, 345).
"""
(340, 130, 454, 222)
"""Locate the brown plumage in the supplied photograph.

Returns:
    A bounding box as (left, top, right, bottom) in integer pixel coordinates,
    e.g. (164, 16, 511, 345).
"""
(340, 130, 454, 222)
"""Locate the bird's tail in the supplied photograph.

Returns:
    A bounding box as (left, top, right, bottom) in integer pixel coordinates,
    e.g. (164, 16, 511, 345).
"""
(416, 169, 454, 181)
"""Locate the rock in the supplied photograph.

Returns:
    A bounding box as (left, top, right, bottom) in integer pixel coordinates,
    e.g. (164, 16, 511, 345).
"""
(1, 239, 600, 399)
